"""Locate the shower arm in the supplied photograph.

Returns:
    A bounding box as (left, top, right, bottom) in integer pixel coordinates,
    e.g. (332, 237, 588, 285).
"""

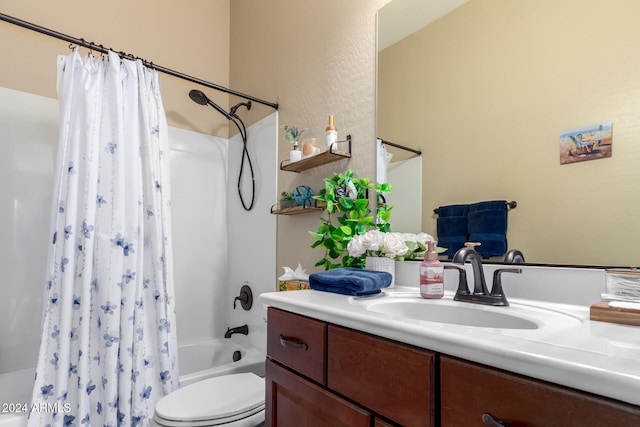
(189, 89, 256, 211)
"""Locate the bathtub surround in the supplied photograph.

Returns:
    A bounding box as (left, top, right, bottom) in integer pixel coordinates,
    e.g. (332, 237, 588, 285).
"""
(226, 112, 278, 355)
(0, 89, 58, 378)
(28, 51, 179, 426)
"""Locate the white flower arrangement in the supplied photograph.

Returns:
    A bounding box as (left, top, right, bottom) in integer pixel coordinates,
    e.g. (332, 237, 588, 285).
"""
(347, 230, 440, 261)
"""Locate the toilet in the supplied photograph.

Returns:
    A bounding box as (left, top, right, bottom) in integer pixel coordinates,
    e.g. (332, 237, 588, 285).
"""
(153, 373, 265, 427)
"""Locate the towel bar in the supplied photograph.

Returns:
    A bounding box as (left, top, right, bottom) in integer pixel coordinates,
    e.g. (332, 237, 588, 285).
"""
(434, 200, 517, 215)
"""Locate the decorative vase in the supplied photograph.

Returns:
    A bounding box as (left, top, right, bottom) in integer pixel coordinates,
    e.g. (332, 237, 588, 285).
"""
(365, 256, 395, 288)
(292, 185, 314, 206)
(289, 144, 302, 163)
(302, 138, 320, 158)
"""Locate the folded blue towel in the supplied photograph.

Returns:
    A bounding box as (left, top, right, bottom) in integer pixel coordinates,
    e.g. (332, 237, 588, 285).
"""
(437, 218, 467, 257)
(309, 267, 392, 296)
(468, 200, 508, 257)
(436, 204, 469, 257)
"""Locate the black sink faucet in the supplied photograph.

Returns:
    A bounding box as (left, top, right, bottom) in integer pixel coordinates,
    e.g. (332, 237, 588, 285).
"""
(452, 244, 521, 306)
(224, 324, 249, 338)
(452, 244, 489, 296)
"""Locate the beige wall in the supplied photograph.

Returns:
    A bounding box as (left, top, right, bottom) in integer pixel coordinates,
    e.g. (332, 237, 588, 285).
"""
(1, 1, 389, 280)
(379, 0, 640, 266)
(231, 0, 389, 276)
(0, 1, 231, 138)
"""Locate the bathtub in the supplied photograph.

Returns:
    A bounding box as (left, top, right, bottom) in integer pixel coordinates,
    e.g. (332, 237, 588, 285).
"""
(0, 338, 265, 427)
(177, 338, 265, 386)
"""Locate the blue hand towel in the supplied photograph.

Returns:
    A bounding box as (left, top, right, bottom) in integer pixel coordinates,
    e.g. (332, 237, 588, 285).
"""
(436, 204, 469, 257)
(468, 200, 508, 257)
(437, 204, 469, 217)
(309, 267, 392, 296)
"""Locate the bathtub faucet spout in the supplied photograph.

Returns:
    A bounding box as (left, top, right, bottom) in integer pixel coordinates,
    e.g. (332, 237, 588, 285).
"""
(224, 324, 249, 338)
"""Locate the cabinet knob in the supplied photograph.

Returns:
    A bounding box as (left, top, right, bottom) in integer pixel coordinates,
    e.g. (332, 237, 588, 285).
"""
(279, 334, 309, 351)
(482, 413, 507, 426)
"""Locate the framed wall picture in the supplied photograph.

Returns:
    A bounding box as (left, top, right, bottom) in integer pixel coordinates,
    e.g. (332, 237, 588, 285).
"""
(560, 121, 612, 165)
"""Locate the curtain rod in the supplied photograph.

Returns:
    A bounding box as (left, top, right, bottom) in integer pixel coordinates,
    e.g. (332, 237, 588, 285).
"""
(0, 12, 279, 111)
(378, 138, 422, 156)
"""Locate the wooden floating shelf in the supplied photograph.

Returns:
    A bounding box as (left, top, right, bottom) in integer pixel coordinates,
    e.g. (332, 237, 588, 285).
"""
(271, 205, 324, 215)
(280, 135, 352, 173)
(271, 202, 326, 216)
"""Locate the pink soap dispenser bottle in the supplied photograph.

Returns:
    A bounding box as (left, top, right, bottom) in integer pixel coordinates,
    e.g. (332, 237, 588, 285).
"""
(420, 241, 444, 299)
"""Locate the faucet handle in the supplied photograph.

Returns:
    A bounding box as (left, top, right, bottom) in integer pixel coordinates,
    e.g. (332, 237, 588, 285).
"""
(504, 249, 525, 264)
(445, 264, 470, 296)
(233, 284, 253, 311)
(491, 268, 522, 301)
(233, 293, 247, 309)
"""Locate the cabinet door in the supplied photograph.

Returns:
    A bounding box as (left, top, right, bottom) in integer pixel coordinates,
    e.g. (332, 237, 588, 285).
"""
(266, 359, 372, 427)
(328, 325, 435, 427)
(441, 356, 640, 427)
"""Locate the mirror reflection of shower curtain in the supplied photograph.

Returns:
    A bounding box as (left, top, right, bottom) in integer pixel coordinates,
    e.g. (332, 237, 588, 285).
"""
(376, 138, 392, 186)
(376, 139, 393, 225)
(28, 49, 179, 427)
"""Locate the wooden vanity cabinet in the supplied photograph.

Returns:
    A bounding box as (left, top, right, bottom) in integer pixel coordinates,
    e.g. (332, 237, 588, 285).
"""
(266, 307, 435, 426)
(266, 307, 640, 426)
(440, 356, 640, 427)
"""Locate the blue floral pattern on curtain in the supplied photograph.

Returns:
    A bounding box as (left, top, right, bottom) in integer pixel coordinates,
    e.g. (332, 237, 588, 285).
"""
(28, 49, 179, 427)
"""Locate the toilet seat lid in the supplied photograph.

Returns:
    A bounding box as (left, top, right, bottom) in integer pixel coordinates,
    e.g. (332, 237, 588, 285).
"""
(155, 373, 264, 423)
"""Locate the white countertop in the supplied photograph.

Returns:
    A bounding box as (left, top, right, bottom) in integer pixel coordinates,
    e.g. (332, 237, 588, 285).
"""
(259, 285, 640, 406)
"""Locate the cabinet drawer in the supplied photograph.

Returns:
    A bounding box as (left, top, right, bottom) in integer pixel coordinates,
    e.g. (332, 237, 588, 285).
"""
(327, 325, 435, 427)
(441, 356, 640, 427)
(267, 307, 327, 384)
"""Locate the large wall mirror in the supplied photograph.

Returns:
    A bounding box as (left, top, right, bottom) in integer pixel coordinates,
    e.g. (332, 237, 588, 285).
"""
(377, 0, 640, 267)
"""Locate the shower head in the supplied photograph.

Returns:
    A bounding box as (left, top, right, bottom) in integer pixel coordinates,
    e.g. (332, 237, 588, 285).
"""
(188, 89, 209, 106)
(188, 89, 232, 120)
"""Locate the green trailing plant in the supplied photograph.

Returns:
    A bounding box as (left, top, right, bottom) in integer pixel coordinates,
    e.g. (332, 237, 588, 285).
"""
(309, 170, 392, 270)
(279, 191, 295, 209)
(280, 191, 293, 201)
(376, 182, 393, 232)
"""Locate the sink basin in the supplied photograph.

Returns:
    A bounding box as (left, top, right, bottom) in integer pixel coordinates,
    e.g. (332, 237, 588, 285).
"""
(359, 297, 581, 330)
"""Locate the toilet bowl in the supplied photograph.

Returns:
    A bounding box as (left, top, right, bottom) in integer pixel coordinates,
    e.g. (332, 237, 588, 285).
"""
(153, 373, 265, 427)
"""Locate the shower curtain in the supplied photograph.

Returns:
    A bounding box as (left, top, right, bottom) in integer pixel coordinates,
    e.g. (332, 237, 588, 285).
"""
(28, 49, 179, 427)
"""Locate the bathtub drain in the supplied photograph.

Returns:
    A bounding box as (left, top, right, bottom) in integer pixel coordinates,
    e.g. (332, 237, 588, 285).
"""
(233, 350, 242, 362)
